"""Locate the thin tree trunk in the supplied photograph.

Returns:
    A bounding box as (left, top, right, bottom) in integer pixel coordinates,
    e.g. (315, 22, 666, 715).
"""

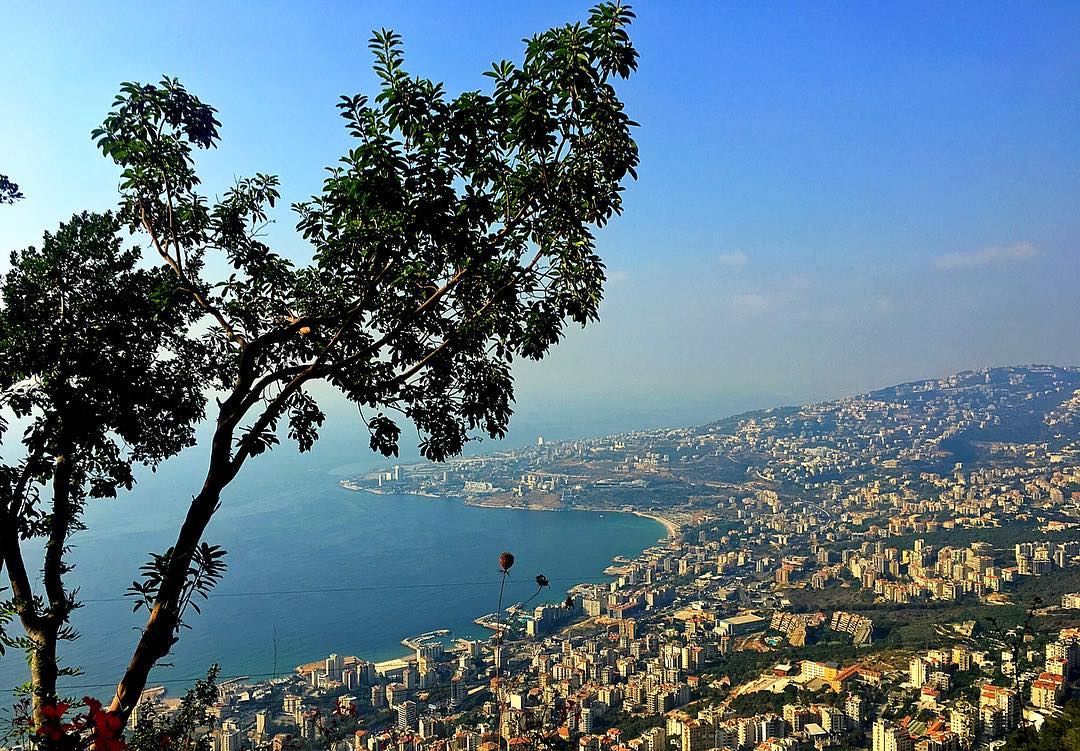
(109, 375, 294, 718)
(108, 409, 244, 719)
(1, 511, 55, 725)
(109, 478, 225, 718)
(28, 622, 61, 725)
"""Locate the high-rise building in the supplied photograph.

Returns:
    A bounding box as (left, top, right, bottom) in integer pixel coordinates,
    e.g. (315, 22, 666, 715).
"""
(386, 683, 407, 707)
(1047, 639, 1079, 672)
(845, 694, 864, 726)
(417, 643, 444, 661)
(342, 668, 357, 689)
(325, 653, 344, 682)
(255, 710, 269, 738)
(396, 700, 418, 732)
(419, 716, 444, 740)
(581, 708, 594, 734)
(221, 718, 242, 751)
(909, 657, 927, 688)
(757, 715, 784, 742)
(449, 675, 464, 709)
(949, 703, 976, 747)
(951, 646, 972, 672)
(872, 719, 913, 751)
(1031, 675, 1064, 710)
(979, 685, 1019, 739)
(299, 710, 317, 741)
(680, 719, 713, 751)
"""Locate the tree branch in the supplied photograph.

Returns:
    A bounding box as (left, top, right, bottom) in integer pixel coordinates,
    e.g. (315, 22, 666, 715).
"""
(42, 451, 74, 614)
(139, 205, 247, 348)
(1, 511, 43, 633)
(377, 248, 544, 390)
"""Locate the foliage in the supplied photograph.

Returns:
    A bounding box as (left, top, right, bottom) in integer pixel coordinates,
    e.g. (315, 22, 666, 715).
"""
(986, 596, 1043, 697)
(727, 685, 798, 716)
(126, 543, 228, 628)
(596, 710, 663, 738)
(1, 1, 639, 724)
(9, 695, 126, 751)
(127, 668, 220, 751)
(0, 211, 204, 499)
(86, 1, 638, 719)
(0, 211, 205, 719)
(312, 702, 363, 751)
(0, 173, 23, 203)
(93, 2, 638, 465)
(1001, 700, 1080, 751)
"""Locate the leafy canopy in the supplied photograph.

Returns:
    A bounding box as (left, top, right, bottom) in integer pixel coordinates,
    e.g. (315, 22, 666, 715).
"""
(78, 4, 639, 719)
(92, 2, 639, 464)
(0, 211, 204, 680)
(0, 211, 205, 525)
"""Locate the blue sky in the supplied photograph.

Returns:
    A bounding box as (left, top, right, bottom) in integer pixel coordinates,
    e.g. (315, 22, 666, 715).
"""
(2, 1, 1079, 432)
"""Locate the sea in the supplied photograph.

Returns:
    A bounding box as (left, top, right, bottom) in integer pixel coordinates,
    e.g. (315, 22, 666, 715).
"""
(0, 403, 704, 706)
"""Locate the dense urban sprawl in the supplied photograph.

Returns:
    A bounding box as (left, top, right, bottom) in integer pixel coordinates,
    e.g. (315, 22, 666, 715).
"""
(97, 367, 1080, 751)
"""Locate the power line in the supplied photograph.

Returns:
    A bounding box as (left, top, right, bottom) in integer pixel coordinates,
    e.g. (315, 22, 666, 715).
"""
(3, 573, 625, 695)
(75, 574, 615, 604)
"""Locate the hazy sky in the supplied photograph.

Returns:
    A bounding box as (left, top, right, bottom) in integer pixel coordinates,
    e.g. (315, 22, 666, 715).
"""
(3, 1, 1079, 433)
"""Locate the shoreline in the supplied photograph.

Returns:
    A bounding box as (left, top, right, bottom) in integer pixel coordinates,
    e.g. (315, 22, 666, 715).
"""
(343, 483, 681, 540)
(458, 496, 680, 541)
(277, 489, 680, 678)
(629, 510, 680, 539)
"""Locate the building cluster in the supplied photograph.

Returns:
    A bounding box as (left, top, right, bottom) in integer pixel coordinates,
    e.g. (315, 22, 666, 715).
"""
(87, 367, 1080, 751)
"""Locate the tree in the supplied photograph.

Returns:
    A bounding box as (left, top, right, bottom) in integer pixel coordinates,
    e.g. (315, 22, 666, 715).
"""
(90, 2, 638, 720)
(0, 212, 206, 726)
(1, 173, 24, 203)
(126, 667, 220, 751)
(1001, 701, 1080, 751)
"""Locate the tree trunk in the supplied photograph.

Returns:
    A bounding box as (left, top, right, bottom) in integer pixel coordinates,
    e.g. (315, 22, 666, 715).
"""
(109, 391, 270, 718)
(108, 477, 226, 719)
(28, 622, 60, 726)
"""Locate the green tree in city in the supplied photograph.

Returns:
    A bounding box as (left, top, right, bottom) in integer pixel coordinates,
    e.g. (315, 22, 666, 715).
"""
(90, 1, 639, 721)
(1002, 701, 1080, 751)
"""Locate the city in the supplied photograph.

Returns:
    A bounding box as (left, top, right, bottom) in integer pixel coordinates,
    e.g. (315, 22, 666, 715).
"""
(3, 3, 1079, 751)
(148, 366, 1080, 751)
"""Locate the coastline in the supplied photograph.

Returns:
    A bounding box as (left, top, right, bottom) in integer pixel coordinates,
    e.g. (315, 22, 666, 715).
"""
(277, 489, 679, 678)
(457, 495, 681, 541)
(629, 510, 680, 539)
(341, 484, 681, 541)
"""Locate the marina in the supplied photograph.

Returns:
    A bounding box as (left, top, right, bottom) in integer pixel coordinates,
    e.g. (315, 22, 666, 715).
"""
(400, 629, 451, 651)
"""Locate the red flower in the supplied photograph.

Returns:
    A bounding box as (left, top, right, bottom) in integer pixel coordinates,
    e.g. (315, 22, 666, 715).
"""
(36, 701, 75, 743)
(82, 697, 125, 751)
(41, 702, 71, 721)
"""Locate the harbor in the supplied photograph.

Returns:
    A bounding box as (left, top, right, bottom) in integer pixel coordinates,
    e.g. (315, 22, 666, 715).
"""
(400, 629, 451, 651)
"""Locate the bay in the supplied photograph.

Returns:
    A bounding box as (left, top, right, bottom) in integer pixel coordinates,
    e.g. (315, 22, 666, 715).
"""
(0, 412, 665, 703)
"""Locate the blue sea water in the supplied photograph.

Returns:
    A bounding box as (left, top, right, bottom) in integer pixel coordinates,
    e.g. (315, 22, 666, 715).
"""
(0, 413, 666, 703)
